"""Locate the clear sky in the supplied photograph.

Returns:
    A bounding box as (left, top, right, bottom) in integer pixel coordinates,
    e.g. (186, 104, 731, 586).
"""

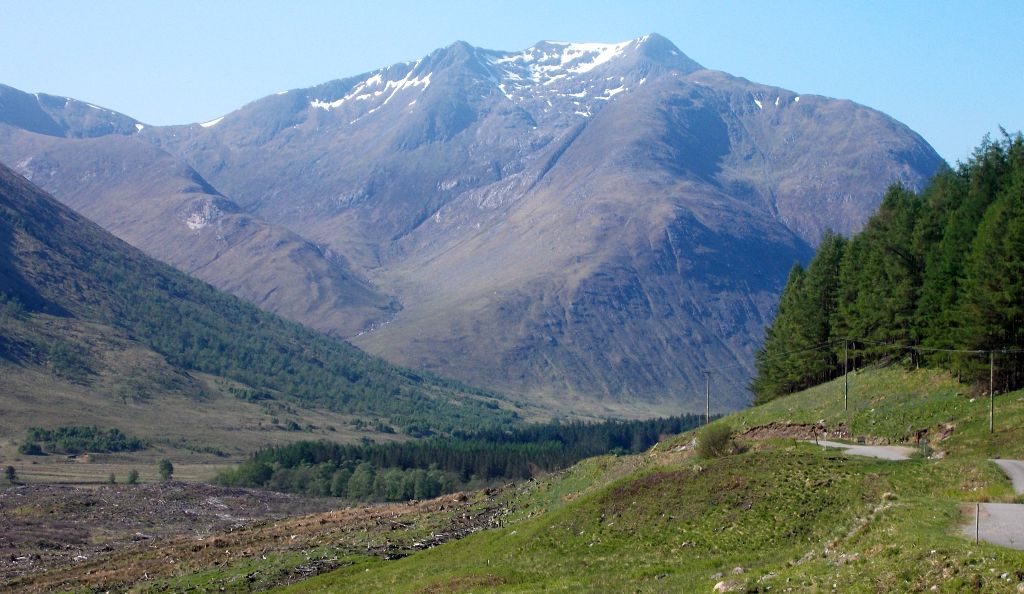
(1, 0, 1020, 164)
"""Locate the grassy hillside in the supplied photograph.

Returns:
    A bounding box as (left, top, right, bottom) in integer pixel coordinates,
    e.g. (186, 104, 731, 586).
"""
(9, 366, 1024, 592)
(266, 367, 1024, 593)
(0, 162, 526, 453)
(0, 162, 542, 490)
(721, 365, 1024, 459)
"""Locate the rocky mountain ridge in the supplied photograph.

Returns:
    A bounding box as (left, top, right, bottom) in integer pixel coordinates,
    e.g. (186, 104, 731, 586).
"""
(0, 34, 945, 415)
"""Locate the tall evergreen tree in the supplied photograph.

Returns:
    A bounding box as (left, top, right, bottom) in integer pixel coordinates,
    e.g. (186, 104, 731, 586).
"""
(918, 139, 1010, 368)
(959, 135, 1024, 386)
(753, 132, 1024, 398)
(834, 184, 924, 364)
(753, 232, 847, 404)
(803, 231, 846, 382)
(752, 265, 810, 403)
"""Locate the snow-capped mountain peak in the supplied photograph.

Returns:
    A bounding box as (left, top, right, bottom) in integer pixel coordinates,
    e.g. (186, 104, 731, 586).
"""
(295, 34, 702, 126)
(488, 39, 636, 82)
(475, 34, 699, 120)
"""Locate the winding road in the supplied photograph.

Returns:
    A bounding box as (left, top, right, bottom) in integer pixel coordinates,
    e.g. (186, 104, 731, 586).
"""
(991, 459, 1024, 495)
(960, 459, 1024, 551)
(804, 441, 1024, 549)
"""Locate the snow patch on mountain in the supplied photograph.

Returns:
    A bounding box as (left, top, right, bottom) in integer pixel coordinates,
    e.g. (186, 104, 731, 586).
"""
(182, 200, 223, 231)
(200, 116, 224, 128)
(310, 66, 431, 112)
(488, 39, 633, 84)
(475, 37, 662, 123)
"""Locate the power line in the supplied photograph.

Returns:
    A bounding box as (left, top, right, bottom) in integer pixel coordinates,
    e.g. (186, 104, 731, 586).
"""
(701, 336, 1024, 378)
(847, 335, 1024, 354)
(701, 339, 840, 374)
(850, 337, 986, 355)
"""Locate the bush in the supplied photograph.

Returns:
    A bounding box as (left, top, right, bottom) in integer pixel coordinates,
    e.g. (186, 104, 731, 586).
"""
(17, 440, 44, 455)
(696, 423, 734, 458)
(158, 459, 174, 481)
(127, 469, 139, 484)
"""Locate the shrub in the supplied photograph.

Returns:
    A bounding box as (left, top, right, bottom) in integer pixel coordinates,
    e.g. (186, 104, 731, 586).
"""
(158, 459, 174, 481)
(17, 440, 44, 455)
(127, 469, 139, 484)
(696, 423, 734, 458)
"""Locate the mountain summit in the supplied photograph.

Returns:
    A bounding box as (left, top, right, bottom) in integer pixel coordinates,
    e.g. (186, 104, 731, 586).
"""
(0, 35, 944, 416)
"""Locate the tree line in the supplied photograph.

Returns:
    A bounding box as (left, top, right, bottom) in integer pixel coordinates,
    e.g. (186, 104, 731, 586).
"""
(18, 425, 147, 455)
(216, 414, 704, 500)
(753, 133, 1024, 403)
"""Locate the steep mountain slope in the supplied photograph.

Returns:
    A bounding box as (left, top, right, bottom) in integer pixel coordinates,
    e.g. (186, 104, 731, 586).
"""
(0, 163, 519, 444)
(0, 35, 945, 415)
(0, 85, 396, 337)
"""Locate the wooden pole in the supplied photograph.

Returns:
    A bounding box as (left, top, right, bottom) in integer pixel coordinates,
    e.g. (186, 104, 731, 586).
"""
(705, 372, 710, 426)
(844, 340, 849, 412)
(976, 502, 980, 543)
(989, 351, 995, 434)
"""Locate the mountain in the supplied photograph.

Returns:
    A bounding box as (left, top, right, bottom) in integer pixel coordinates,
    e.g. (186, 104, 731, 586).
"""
(0, 84, 397, 338)
(0, 34, 944, 416)
(0, 161, 520, 450)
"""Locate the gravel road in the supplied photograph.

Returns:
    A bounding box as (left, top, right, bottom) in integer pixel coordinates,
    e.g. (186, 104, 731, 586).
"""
(992, 459, 1024, 495)
(962, 503, 1024, 550)
(958, 460, 1024, 550)
(809, 440, 916, 461)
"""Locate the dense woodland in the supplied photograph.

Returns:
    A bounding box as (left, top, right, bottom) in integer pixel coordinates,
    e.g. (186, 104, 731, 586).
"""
(217, 414, 704, 500)
(753, 133, 1024, 403)
(17, 426, 146, 455)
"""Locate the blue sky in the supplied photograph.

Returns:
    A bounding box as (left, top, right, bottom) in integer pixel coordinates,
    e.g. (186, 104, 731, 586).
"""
(1, 0, 1020, 164)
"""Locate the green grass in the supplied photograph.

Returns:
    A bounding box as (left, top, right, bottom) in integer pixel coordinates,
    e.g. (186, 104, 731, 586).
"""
(274, 447, 878, 592)
(273, 450, 1024, 593)
(262, 367, 1024, 593)
(695, 366, 1024, 459)
(724, 367, 969, 441)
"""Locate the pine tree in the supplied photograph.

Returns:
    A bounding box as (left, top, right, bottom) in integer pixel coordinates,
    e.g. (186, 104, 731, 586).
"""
(834, 184, 924, 364)
(803, 231, 846, 383)
(959, 136, 1024, 386)
(752, 264, 811, 403)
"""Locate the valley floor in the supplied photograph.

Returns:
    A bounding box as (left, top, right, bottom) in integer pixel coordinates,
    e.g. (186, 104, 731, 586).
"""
(5, 367, 1024, 593)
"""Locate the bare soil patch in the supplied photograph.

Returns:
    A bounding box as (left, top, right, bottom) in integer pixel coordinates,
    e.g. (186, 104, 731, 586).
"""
(1, 482, 334, 587)
(739, 422, 850, 441)
(0, 482, 506, 593)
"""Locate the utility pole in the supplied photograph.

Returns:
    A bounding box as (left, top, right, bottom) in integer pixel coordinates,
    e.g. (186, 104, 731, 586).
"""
(704, 371, 710, 426)
(989, 351, 995, 434)
(844, 340, 849, 412)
